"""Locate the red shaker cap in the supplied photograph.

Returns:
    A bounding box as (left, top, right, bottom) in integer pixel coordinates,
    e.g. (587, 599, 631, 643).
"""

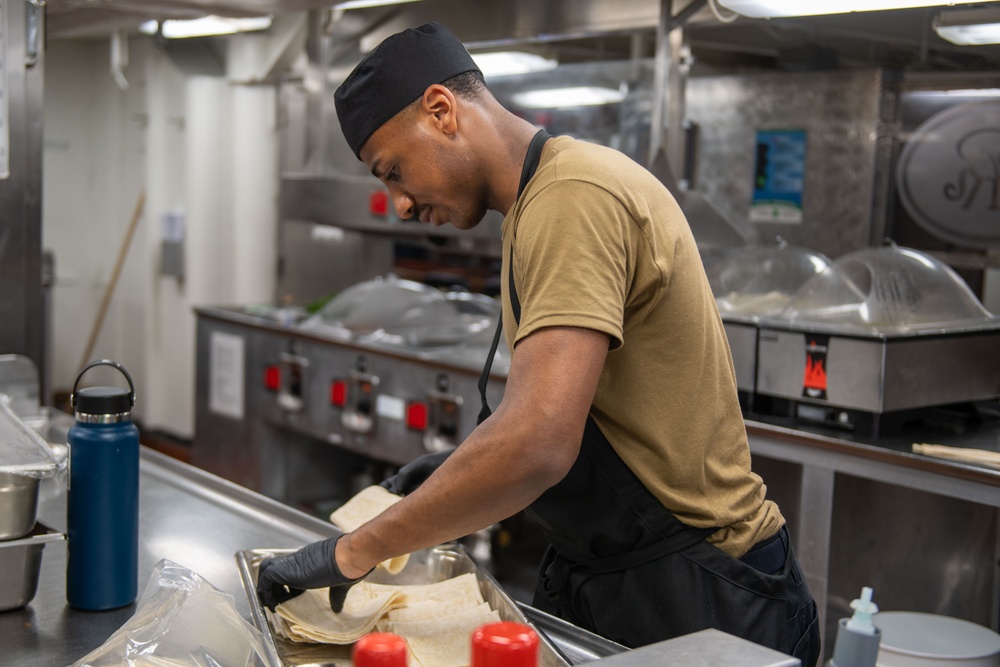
(472, 621, 539, 667)
(353, 632, 408, 667)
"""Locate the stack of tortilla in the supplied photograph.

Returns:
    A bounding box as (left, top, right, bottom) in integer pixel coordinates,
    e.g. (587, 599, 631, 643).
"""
(268, 580, 409, 644)
(271, 572, 500, 667)
(375, 573, 501, 667)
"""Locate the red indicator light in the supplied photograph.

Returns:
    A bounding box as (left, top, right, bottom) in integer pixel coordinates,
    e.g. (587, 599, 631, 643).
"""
(406, 402, 428, 430)
(369, 190, 389, 217)
(331, 380, 348, 407)
(264, 366, 280, 391)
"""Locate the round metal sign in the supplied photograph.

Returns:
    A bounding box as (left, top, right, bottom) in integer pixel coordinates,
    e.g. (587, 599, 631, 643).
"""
(896, 100, 1000, 249)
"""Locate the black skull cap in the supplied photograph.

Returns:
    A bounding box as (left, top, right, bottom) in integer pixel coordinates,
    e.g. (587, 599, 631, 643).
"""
(334, 22, 481, 159)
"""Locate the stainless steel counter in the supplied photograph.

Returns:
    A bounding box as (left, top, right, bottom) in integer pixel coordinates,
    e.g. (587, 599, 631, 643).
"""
(2, 447, 626, 666)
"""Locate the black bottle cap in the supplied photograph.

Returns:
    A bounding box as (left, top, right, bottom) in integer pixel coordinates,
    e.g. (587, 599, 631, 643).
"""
(75, 386, 132, 416)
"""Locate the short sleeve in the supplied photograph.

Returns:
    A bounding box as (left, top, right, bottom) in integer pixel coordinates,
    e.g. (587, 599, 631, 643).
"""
(511, 179, 629, 350)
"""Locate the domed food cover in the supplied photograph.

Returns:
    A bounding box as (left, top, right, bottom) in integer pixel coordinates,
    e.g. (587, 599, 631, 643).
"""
(378, 289, 500, 350)
(773, 243, 996, 335)
(709, 239, 831, 318)
(301, 275, 439, 340)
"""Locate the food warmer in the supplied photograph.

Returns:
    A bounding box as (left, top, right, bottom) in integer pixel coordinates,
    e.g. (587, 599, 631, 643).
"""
(706, 240, 831, 411)
(754, 244, 1000, 435)
(194, 275, 508, 504)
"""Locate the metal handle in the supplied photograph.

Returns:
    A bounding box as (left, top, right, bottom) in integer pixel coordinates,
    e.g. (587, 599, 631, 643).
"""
(25, 0, 44, 68)
(71, 359, 137, 409)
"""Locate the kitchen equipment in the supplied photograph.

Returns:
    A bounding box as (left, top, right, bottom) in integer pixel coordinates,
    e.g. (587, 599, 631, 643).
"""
(67, 359, 140, 611)
(754, 244, 1000, 435)
(235, 543, 572, 667)
(0, 522, 64, 612)
(874, 612, 1000, 667)
(0, 393, 58, 540)
(300, 274, 439, 341)
(705, 239, 831, 410)
(0, 472, 40, 541)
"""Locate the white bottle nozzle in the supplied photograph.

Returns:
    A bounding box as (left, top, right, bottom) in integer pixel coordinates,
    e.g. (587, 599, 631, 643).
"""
(846, 586, 879, 636)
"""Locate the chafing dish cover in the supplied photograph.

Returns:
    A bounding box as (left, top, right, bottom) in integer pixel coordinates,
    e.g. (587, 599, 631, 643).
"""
(301, 275, 438, 340)
(708, 239, 831, 316)
(379, 290, 499, 349)
(774, 244, 995, 334)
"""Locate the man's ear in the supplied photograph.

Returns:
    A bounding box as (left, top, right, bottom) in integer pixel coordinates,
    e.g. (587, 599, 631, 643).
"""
(421, 84, 459, 136)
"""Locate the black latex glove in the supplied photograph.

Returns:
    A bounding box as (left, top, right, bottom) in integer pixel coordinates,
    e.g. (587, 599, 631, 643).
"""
(256, 534, 368, 614)
(380, 449, 453, 496)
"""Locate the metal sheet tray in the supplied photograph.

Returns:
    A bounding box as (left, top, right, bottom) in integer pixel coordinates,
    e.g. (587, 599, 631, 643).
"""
(236, 544, 573, 667)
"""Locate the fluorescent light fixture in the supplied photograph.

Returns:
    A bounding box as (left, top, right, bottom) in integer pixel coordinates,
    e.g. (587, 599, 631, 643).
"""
(333, 0, 423, 9)
(934, 8, 1000, 45)
(139, 15, 272, 39)
(716, 0, 982, 18)
(472, 52, 558, 78)
(512, 86, 626, 109)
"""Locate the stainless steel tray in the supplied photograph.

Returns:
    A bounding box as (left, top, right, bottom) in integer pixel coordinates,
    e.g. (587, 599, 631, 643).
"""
(236, 544, 573, 667)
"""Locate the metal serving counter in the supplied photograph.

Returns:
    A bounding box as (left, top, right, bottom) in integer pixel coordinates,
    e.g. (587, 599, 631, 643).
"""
(2, 447, 629, 666)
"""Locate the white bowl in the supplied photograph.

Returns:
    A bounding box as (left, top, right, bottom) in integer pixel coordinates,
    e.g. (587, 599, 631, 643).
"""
(876, 612, 1000, 667)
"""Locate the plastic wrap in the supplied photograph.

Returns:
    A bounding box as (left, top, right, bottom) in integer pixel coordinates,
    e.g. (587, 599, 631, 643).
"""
(71, 559, 268, 667)
(0, 393, 59, 479)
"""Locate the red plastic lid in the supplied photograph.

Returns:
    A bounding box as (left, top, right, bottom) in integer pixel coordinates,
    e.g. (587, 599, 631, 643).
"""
(472, 622, 539, 667)
(353, 633, 408, 667)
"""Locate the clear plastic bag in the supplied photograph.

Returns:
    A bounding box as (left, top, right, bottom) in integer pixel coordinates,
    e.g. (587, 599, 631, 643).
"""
(71, 559, 268, 667)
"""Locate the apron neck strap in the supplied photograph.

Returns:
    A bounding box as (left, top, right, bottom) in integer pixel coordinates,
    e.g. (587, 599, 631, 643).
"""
(477, 129, 551, 425)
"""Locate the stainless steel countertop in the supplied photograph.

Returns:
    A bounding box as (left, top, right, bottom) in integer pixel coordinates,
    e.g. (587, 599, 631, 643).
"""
(4, 447, 339, 666)
(2, 447, 624, 666)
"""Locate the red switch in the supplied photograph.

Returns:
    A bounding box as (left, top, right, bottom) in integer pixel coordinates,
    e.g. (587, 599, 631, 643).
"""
(264, 365, 280, 391)
(369, 190, 389, 217)
(331, 380, 348, 407)
(406, 402, 428, 430)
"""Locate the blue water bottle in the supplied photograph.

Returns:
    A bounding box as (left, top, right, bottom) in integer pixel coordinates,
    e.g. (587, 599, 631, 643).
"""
(67, 359, 140, 610)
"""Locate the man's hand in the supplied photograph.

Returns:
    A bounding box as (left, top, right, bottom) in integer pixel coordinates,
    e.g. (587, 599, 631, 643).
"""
(379, 449, 453, 496)
(256, 534, 369, 613)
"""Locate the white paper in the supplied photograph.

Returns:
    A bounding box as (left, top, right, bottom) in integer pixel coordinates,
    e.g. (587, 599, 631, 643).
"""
(376, 394, 405, 421)
(209, 332, 245, 420)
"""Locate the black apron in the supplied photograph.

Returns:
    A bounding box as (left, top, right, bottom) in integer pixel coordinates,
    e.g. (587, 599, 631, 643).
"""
(478, 130, 820, 666)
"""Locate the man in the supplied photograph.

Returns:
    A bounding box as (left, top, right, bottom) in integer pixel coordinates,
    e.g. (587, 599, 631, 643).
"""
(257, 22, 820, 665)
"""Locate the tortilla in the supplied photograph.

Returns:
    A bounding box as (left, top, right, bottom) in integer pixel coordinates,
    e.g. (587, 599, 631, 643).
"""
(330, 486, 409, 574)
(271, 581, 408, 644)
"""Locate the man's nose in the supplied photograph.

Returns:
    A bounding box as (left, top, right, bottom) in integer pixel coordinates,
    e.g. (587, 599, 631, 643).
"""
(390, 187, 415, 220)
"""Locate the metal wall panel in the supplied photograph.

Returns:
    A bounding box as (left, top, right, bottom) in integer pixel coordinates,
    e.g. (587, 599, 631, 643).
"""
(687, 69, 894, 260)
(0, 0, 45, 383)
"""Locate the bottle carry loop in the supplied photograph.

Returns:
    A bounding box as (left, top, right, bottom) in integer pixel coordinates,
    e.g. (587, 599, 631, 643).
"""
(71, 359, 137, 412)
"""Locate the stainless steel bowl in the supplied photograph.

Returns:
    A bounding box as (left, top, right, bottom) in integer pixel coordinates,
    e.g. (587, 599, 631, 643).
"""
(0, 472, 40, 541)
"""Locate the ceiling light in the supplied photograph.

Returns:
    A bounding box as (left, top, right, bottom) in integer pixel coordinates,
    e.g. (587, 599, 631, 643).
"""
(333, 0, 423, 9)
(512, 87, 626, 109)
(472, 52, 558, 78)
(716, 0, 982, 18)
(934, 8, 1000, 45)
(139, 15, 272, 39)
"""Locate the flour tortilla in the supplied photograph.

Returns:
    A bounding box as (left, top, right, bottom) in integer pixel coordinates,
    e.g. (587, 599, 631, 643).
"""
(369, 573, 483, 608)
(330, 486, 409, 574)
(271, 581, 408, 644)
(387, 605, 500, 638)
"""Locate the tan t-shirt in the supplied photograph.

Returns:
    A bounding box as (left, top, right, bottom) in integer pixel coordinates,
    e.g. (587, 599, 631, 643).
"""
(501, 136, 783, 558)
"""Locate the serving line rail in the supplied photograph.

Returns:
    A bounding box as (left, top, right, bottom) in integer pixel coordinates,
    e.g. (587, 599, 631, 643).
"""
(745, 417, 1000, 656)
(1, 447, 624, 666)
